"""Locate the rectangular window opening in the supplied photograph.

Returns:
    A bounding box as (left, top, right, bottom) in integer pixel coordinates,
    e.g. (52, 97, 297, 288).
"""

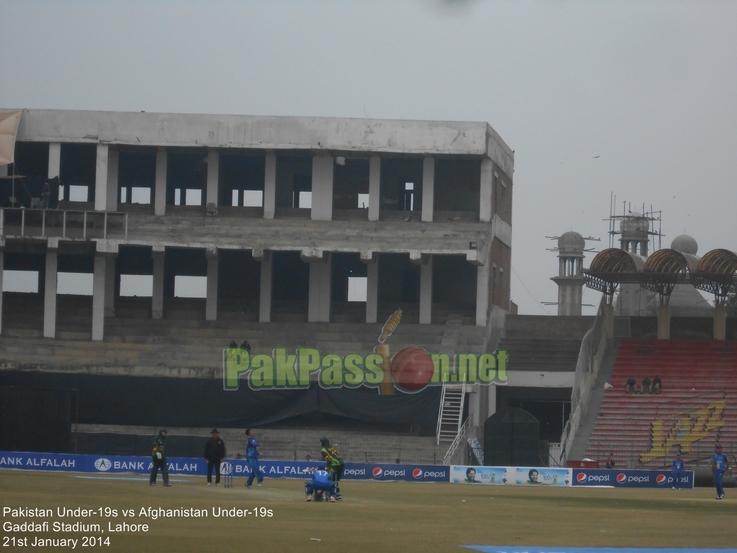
(174, 275, 207, 298)
(58, 272, 93, 296)
(131, 187, 151, 204)
(295, 190, 312, 209)
(3, 270, 39, 293)
(357, 193, 369, 209)
(347, 276, 368, 302)
(243, 190, 263, 207)
(119, 274, 154, 297)
(185, 189, 202, 206)
(69, 185, 89, 202)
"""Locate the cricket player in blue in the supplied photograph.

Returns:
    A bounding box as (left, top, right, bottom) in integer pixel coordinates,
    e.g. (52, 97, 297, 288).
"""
(305, 469, 337, 502)
(711, 443, 729, 499)
(671, 452, 685, 489)
(245, 428, 264, 488)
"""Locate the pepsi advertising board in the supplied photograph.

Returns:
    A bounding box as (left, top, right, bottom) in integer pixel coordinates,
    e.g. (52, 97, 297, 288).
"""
(572, 469, 694, 488)
(342, 463, 449, 482)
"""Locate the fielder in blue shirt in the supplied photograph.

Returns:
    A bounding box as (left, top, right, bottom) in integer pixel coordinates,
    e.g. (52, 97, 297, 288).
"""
(711, 443, 729, 500)
(305, 469, 337, 502)
(245, 428, 264, 488)
(671, 452, 685, 489)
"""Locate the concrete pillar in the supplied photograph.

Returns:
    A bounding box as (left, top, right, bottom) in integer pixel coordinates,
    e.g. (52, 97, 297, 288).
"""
(422, 157, 434, 223)
(48, 143, 61, 178)
(368, 156, 381, 222)
(308, 255, 332, 322)
(92, 254, 108, 341)
(311, 155, 334, 221)
(154, 148, 167, 216)
(479, 158, 493, 223)
(43, 244, 58, 339)
(258, 251, 272, 322)
(206, 149, 219, 208)
(365, 255, 378, 324)
(657, 304, 670, 340)
(603, 303, 614, 340)
(151, 247, 165, 319)
(206, 247, 218, 321)
(0, 245, 4, 335)
(263, 153, 276, 219)
(475, 261, 490, 327)
(714, 305, 727, 341)
(469, 387, 481, 427)
(106, 149, 119, 211)
(104, 256, 116, 317)
(419, 255, 433, 324)
(94, 144, 109, 211)
(487, 383, 497, 419)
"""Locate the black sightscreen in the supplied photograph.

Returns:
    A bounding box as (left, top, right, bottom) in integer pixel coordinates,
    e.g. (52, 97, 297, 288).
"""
(483, 407, 540, 466)
(0, 387, 73, 452)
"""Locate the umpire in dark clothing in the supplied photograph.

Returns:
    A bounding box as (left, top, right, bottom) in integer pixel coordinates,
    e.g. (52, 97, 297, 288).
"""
(204, 429, 226, 487)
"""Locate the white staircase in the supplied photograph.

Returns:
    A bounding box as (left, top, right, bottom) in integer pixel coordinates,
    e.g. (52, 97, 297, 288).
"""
(436, 383, 467, 444)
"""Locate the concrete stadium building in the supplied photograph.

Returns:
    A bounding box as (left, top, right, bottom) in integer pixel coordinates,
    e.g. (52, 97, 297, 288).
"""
(0, 109, 515, 463)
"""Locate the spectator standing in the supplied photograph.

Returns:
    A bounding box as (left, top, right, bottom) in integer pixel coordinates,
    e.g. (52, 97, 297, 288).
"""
(40, 182, 51, 209)
(204, 429, 226, 487)
(711, 444, 729, 499)
(606, 453, 615, 469)
(671, 452, 685, 489)
(245, 428, 264, 488)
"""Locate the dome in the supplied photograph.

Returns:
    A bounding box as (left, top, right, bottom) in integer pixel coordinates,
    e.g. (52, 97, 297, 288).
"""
(671, 234, 698, 255)
(558, 231, 585, 253)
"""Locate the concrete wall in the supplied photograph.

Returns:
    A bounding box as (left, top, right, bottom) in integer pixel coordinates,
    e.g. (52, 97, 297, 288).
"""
(504, 315, 596, 340)
(14, 110, 513, 163)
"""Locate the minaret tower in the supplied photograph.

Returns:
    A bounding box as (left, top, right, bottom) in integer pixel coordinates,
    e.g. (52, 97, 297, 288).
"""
(550, 231, 587, 316)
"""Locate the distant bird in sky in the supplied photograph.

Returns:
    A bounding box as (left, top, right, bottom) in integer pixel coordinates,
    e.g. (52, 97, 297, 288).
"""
(592, 155, 600, 158)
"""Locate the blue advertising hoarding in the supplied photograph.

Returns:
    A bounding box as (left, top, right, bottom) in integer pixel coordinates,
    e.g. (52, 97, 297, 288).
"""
(572, 468, 694, 488)
(0, 452, 448, 482)
(0, 452, 692, 488)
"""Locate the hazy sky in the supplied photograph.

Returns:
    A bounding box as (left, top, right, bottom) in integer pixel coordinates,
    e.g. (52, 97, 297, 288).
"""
(1, 0, 735, 314)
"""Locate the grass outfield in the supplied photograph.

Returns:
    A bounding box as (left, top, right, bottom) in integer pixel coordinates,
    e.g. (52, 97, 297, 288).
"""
(1, 470, 736, 552)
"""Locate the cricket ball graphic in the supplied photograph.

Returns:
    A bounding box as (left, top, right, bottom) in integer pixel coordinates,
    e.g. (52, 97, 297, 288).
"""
(391, 347, 434, 392)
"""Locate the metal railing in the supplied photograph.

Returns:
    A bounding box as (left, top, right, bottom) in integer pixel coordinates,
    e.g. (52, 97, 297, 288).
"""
(0, 208, 128, 240)
(443, 418, 470, 465)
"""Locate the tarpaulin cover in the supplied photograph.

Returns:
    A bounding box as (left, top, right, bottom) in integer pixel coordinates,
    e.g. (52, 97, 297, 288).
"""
(0, 110, 22, 166)
(0, 371, 440, 429)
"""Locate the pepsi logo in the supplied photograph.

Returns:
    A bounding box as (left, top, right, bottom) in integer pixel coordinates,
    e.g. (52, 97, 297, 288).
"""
(412, 468, 423, 479)
(372, 467, 383, 478)
(576, 473, 587, 483)
(656, 474, 667, 485)
(616, 473, 627, 484)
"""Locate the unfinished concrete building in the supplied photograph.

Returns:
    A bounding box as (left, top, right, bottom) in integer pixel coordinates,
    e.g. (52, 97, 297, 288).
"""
(0, 109, 514, 463)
